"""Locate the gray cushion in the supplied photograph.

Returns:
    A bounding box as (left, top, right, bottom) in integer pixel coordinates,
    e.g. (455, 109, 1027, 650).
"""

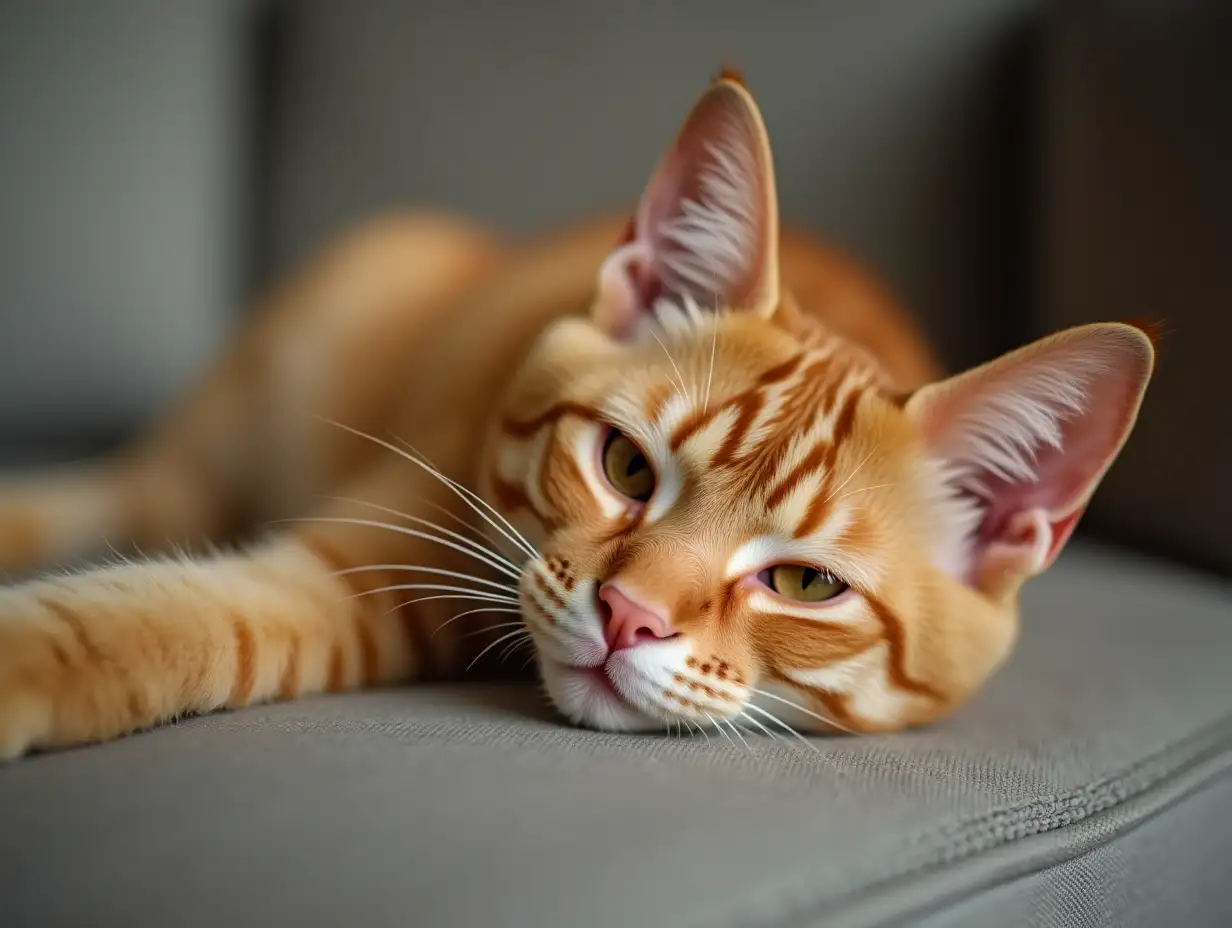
(2, 542, 1229, 927)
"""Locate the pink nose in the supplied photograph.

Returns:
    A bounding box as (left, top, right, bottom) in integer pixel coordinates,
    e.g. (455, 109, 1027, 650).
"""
(598, 583, 676, 652)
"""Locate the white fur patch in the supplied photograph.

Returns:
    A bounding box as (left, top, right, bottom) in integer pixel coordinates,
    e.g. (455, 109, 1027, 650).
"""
(570, 424, 626, 521)
(743, 587, 867, 624)
(784, 642, 915, 724)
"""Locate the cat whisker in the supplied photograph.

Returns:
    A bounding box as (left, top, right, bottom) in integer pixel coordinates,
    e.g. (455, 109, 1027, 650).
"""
(690, 718, 711, 745)
(746, 685, 856, 734)
(519, 652, 538, 672)
(414, 497, 514, 557)
(432, 608, 524, 638)
(318, 418, 539, 560)
(832, 482, 898, 503)
(703, 318, 718, 413)
(387, 436, 520, 557)
(722, 717, 753, 754)
(737, 709, 787, 747)
(466, 628, 533, 672)
(318, 495, 523, 575)
(282, 516, 521, 582)
(459, 621, 528, 639)
(333, 563, 518, 595)
(823, 449, 878, 505)
(384, 594, 521, 617)
(647, 327, 690, 403)
(499, 637, 534, 664)
(704, 711, 739, 751)
(742, 703, 822, 755)
(343, 582, 519, 606)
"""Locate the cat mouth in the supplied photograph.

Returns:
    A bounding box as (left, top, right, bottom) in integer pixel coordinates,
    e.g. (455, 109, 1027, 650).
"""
(540, 655, 662, 731)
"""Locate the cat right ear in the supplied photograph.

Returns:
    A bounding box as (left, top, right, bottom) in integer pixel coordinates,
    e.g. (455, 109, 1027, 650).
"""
(592, 71, 781, 339)
(906, 323, 1155, 599)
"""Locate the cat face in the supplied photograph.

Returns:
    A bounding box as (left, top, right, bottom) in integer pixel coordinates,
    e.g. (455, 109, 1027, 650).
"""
(481, 73, 1154, 736)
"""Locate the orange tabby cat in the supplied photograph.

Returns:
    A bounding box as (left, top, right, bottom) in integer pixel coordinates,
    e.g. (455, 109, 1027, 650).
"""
(0, 72, 1153, 759)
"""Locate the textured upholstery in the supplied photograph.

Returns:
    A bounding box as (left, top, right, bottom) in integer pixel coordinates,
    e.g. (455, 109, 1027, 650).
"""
(3, 543, 1229, 927)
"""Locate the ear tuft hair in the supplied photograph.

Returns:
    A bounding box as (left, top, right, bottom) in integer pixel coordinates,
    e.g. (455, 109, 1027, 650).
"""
(908, 323, 1153, 596)
(591, 76, 780, 339)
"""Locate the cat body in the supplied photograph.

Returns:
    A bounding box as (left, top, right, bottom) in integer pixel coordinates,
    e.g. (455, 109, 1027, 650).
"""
(0, 74, 1153, 758)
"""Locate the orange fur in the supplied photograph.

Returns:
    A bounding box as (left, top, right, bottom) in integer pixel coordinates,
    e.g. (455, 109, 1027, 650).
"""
(0, 76, 1153, 758)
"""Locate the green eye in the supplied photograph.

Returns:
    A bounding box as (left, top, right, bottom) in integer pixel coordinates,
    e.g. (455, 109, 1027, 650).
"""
(768, 565, 848, 603)
(601, 429, 655, 502)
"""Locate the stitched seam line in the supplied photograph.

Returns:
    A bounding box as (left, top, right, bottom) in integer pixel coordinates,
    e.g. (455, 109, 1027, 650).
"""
(710, 712, 1232, 928)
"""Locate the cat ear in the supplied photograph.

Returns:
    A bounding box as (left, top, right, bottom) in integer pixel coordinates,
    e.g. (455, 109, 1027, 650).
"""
(906, 323, 1155, 597)
(593, 71, 780, 338)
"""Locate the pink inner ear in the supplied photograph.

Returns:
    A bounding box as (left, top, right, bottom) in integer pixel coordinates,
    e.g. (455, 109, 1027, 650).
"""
(918, 326, 1153, 584)
(594, 82, 776, 338)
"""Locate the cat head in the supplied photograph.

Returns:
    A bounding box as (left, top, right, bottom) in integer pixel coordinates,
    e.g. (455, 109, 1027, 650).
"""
(481, 73, 1154, 735)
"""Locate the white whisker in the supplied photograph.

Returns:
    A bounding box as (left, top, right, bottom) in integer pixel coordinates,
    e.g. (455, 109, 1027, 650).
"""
(388, 435, 522, 557)
(703, 317, 718, 413)
(647, 327, 689, 402)
(319, 495, 521, 574)
(747, 685, 856, 734)
(823, 449, 878, 504)
(333, 563, 517, 595)
(344, 583, 519, 605)
(832, 482, 898, 503)
(459, 621, 528, 638)
(282, 516, 521, 582)
(318, 418, 539, 560)
(385, 594, 522, 617)
(431, 607, 524, 638)
(704, 712, 738, 750)
(499, 637, 534, 663)
(690, 718, 711, 745)
(737, 710, 787, 747)
(723, 717, 752, 753)
(466, 629, 532, 672)
(743, 703, 822, 754)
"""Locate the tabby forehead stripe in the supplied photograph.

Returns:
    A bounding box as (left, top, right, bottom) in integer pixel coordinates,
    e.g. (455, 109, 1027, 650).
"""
(793, 386, 867, 538)
(670, 353, 804, 452)
(765, 441, 829, 509)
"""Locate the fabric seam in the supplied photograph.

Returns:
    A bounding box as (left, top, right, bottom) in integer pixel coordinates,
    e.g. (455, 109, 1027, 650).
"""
(708, 712, 1232, 928)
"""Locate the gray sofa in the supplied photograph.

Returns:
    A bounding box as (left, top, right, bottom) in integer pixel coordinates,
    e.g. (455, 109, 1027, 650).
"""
(1, 2, 1229, 926)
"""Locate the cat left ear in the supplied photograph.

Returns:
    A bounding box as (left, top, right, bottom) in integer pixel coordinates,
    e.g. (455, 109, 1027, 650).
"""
(906, 323, 1155, 598)
(593, 71, 781, 338)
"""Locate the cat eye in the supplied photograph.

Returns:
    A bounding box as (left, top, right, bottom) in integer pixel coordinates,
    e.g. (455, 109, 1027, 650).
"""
(601, 429, 655, 502)
(766, 565, 848, 603)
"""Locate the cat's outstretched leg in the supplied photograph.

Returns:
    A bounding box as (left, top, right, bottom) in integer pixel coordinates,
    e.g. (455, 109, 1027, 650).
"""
(0, 214, 504, 577)
(0, 446, 522, 760)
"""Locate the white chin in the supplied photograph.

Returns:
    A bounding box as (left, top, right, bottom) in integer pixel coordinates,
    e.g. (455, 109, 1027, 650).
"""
(539, 658, 662, 732)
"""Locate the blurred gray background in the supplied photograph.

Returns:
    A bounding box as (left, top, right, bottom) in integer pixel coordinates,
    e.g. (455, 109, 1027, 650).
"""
(0, 0, 1228, 571)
